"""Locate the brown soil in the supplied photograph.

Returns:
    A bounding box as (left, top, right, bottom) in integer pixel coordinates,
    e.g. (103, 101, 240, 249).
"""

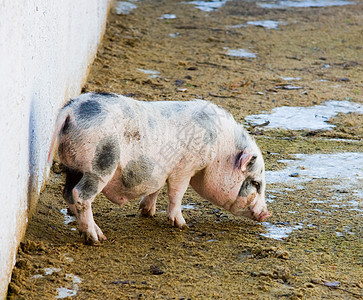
(8, 0, 362, 299)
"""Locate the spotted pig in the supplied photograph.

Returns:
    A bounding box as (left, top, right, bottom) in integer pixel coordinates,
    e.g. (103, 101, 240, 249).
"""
(48, 92, 271, 244)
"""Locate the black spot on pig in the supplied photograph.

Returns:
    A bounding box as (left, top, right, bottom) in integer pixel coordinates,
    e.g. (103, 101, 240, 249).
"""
(91, 92, 120, 104)
(61, 116, 71, 134)
(234, 127, 248, 151)
(79, 100, 102, 119)
(77, 100, 107, 128)
(63, 168, 83, 204)
(92, 136, 120, 176)
(193, 110, 217, 145)
(247, 155, 258, 173)
(122, 156, 154, 189)
(63, 98, 77, 109)
(78, 173, 99, 200)
(203, 128, 217, 144)
(238, 176, 261, 197)
(92, 92, 118, 98)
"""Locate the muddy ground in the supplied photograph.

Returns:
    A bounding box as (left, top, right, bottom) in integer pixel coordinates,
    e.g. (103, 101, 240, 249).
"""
(8, 0, 362, 299)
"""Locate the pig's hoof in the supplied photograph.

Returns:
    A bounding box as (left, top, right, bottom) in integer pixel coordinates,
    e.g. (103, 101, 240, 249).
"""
(79, 224, 106, 245)
(139, 205, 155, 217)
(168, 214, 187, 229)
(139, 199, 156, 217)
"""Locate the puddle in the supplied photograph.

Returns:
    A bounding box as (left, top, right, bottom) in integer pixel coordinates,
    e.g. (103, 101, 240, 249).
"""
(261, 222, 303, 240)
(224, 47, 257, 58)
(137, 68, 161, 78)
(56, 274, 82, 299)
(60, 208, 76, 225)
(113, 1, 137, 15)
(245, 100, 363, 130)
(183, 0, 230, 12)
(257, 0, 356, 9)
(159, 14, 177, 19)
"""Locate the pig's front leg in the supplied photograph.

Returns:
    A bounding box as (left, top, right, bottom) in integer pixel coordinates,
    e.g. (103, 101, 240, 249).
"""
(72, 173, 107, 244)
(167, 177, 190, 228)
(139, 190, 160, 217)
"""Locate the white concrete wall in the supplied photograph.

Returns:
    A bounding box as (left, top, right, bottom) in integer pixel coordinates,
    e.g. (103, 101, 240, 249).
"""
(0, 1, 111, 298)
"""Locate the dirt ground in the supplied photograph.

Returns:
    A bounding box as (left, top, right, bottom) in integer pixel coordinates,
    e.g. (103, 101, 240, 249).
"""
(8, 0, 362, 299)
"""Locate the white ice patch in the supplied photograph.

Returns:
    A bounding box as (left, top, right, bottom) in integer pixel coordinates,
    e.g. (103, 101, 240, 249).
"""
(32, 267, 61, 279)
(60, 208, 76, 225)
(266, 152, 363, 212)
(247, 20, 285, 29)
(261, 222, 303, 240)
(182, 203, 197, 210)
(245, 100, 363, 130)
(114, 1, 137, 15)
(56, 274, 82, 299)
(183, 0, 230, 12)
(169, 32, 181, 38)
(224, 47, 257, 58)
(280, 76, 301, 81)
(137, 68, 160, 78)
(44, 267, 61, 275)
(159, 14, 177, 19)
(266, 152, 362, 185)
(257, 0, 355, 9)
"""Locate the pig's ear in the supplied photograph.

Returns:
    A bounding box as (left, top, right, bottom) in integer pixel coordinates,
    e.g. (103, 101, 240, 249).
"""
(234, 151, 256, 172)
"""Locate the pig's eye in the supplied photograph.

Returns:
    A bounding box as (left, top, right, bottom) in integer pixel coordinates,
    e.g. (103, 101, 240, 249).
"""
(251, 181, 261, 192)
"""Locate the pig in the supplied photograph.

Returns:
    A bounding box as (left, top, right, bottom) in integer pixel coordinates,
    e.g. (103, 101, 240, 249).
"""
(48, 92, 271, 244)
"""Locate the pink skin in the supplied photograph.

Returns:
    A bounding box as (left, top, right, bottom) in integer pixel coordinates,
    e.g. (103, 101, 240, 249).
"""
(50, 93, 271, 244)
(190, 150, 271, 223)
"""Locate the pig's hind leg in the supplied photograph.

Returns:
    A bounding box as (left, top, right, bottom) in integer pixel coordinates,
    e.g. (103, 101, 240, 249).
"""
(72, 172, 111, 244)
(63, 168, 83, 216)
(139, 190, 160, 217)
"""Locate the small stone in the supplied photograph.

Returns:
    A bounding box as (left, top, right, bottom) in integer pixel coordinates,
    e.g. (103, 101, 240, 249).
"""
(150, 265, 164, 275)
(310, 278, 322, 284)
(275, 249, 290, 260)
(175, 79, 184, 87)
(324, 281, 340, 287)
(289, 172, 300, 177)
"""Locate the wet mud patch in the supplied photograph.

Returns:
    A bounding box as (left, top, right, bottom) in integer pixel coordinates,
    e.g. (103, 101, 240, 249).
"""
(10, 0, 362, 299)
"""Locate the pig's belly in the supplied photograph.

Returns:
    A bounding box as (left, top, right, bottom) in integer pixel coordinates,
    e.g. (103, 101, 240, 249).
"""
(102, 166, 165, 205)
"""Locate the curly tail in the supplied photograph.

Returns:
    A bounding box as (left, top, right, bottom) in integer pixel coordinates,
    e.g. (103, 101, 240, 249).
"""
(47, 106, 72, 164)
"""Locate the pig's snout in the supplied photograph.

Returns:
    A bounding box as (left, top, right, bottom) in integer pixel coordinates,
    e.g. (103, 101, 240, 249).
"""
(238, 208, 271, 222)
(255, 211, 272, 222)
